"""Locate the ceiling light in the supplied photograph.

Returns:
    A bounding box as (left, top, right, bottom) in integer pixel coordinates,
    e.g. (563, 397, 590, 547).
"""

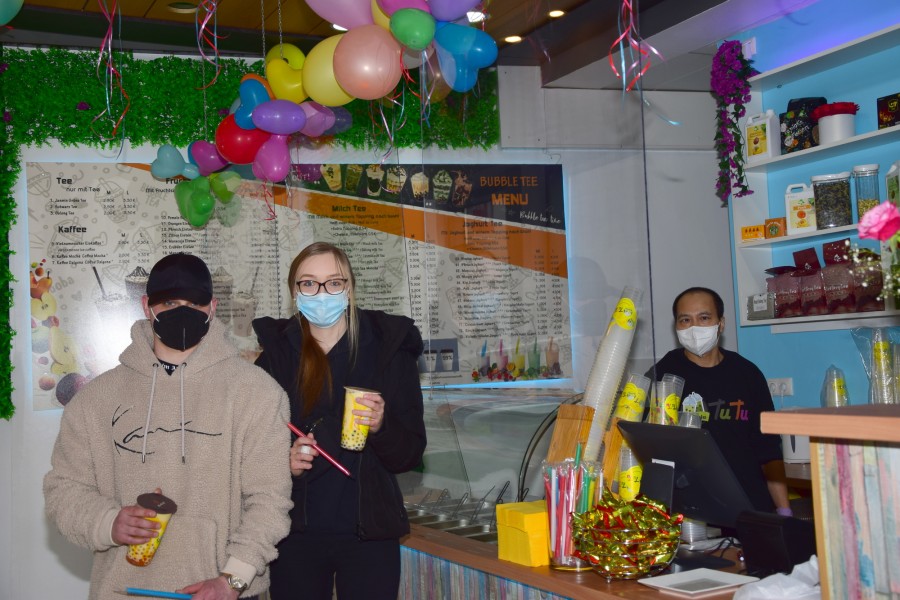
(167, 1, 198, 13)
(467, 11, 486, 23)
(332, 23, 348, 31)
(504, 35, 522, 44)
(548, 9, 565, 18)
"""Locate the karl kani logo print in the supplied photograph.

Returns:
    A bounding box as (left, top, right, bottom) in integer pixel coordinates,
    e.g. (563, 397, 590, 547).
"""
(112, 405, 222, 456)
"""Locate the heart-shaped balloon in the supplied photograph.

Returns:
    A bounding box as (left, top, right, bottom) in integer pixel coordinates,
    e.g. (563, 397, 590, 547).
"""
(434, 23, 498, 92)
(215, 114, 272, 165)
(428, 0, 480, 22)
(151, 144, 187, 179)
(324, 106, 353, 135)
(266, 43, 306, 70)
(215, 195, 243, 227)
(189, 140, 229, 176)
(294, 163, 323, 183)
(377, 0, 429, 15)
(390, 8, 436, 52)
(174, 177, 215, 227)
(252, 99, 307, 135)
(234, 78, 271, 130)
(252, 135, 291, 182)
(209, 171, 242, 204)
(182, 164, 200, 180)
(266, 58, 307, 103)
(299, 102, 332, 138)
(306, 0, 373, 31)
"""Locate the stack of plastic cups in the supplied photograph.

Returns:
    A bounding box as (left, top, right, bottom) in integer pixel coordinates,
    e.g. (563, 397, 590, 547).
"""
(870, 328, 894, 404)
(646, 375, 684, 425)
(582, 287, 642, 461)
(821, 365, 849, 408)
(675, 390, 705, 543)
(611, 373, 651, 424)
(617, 446, 641, 502)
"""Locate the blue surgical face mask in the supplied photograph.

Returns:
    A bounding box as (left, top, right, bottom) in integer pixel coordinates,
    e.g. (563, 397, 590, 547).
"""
(295, 290, 349, 328)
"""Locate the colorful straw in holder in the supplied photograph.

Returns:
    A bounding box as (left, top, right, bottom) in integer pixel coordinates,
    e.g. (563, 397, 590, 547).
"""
(542, 458, 603, 571)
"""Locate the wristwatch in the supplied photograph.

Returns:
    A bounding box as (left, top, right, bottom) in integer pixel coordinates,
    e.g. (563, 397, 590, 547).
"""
(221, 572, 249, 594)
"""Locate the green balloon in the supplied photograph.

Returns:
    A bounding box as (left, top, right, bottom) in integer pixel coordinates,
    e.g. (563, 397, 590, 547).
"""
(390, 8, 435, 52)
(174, 177, 215, 228)
(209, 171, 241, 204)
(216, 196, 242, 228)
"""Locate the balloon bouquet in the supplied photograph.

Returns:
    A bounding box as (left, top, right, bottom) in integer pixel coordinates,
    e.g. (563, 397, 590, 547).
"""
(152, 0, 498, 228)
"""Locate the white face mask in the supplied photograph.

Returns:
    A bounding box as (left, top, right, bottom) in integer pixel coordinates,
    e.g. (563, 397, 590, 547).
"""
(677, 324, 720, 357)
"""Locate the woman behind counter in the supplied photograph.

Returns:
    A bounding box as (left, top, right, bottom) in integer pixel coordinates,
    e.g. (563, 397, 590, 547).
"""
(253, 241, 426, 600)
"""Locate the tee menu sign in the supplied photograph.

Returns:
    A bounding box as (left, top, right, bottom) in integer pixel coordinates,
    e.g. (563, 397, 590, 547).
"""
(26, 162, 569, 410)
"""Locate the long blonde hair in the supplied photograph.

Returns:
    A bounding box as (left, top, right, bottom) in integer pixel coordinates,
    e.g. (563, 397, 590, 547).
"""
(288, 242, 359, 415)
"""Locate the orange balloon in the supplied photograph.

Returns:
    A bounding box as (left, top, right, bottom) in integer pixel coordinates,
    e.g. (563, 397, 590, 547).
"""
(240, 73, 274, 100)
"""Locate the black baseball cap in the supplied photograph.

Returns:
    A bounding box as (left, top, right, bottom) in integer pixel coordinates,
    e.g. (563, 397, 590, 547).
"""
(146, 253, 213, 306)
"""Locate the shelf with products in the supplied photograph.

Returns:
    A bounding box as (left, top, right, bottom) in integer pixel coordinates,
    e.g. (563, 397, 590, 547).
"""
(732, 23, 900, 329)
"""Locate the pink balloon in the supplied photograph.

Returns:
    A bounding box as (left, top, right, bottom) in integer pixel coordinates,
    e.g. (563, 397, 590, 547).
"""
(428, 0, 480, 22)
(377, 0, 428, 16)
(189, 140, 229, 176)
(306, 0, 373, 31)
(299, 102, 331, 137)
(333, 24, 403, 100)
(252, 135, 291, 182)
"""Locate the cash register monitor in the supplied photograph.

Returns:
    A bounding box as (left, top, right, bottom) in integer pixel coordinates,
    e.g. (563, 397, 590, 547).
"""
(617, 420, 756, 529)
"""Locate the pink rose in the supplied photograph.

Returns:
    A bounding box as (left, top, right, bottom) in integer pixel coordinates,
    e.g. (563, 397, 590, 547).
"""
(858, 201, 900, 241)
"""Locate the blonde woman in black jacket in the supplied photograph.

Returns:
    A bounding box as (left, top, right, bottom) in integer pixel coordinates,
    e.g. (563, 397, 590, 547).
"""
(253, 242, 426, 600)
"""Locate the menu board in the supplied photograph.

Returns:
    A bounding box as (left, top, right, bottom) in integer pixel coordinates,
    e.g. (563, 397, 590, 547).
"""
(26, 162, 569, 410)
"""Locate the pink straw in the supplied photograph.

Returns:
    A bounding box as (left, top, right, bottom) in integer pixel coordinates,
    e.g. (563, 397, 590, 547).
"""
(286, 422, 352, 478)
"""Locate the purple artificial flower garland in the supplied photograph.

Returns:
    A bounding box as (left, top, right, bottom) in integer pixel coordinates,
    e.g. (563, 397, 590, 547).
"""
(710, 41, 758, 206)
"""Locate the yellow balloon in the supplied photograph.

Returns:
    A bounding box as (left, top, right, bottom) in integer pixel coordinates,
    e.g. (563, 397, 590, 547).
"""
(371, 0, 391, 30)
(266, 59, 307, 103)
(266, 43, 306, 70)
(301, 35, 355, 107)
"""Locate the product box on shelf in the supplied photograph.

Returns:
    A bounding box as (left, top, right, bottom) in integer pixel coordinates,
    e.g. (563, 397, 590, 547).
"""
(747, 292, 776, 320)
(877, 92, 900, 129)
(745, 110, 779, 162)
(741, 224, 766, 242)
(780, 97, 826, 154)
(765, 217, 787, 238)
(785, 183, 816, 235)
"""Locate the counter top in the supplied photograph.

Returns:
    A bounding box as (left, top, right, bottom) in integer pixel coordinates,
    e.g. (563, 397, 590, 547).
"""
(403, 524, 746, 599)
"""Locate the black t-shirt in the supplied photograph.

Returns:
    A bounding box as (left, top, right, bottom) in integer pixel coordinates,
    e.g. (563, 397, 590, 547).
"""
(650, 348, 782, 513)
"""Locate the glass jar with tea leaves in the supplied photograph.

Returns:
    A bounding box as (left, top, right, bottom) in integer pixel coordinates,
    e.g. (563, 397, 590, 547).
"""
(853, 164, 880, 220)
(812, 172, 852, 229)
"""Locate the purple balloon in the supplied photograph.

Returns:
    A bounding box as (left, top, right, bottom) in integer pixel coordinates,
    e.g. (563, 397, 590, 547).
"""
(427, 0, 480, 22)
(377, 0, 429, 16)
(252, 134, 291, 182)
(324, 106, 353, 135)
(294, 163, 323, 182)
(252, 99, 307, 135)
(188, 140, 229, 176)
(299, 102, 330, 138)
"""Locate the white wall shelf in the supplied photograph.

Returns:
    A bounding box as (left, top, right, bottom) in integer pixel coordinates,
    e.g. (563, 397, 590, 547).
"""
(732, 24, 900, 328)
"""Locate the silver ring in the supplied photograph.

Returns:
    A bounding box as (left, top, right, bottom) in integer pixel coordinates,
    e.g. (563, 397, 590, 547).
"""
(300, 446, 312, 455)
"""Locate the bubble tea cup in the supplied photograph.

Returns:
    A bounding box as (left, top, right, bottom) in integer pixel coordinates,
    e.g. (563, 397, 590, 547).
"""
(126, 492, 178, 567)
(342, 387, 376, 451)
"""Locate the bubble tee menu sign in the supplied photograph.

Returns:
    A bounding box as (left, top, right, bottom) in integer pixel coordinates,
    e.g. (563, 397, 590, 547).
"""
(26, 162, 569, 409)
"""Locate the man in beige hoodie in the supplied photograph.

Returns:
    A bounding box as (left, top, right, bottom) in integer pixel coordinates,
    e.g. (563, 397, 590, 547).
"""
(44, 253, 293, 600)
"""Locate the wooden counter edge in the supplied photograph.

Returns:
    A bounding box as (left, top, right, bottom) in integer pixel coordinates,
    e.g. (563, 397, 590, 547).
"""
(403, 524, 601, 598)
(402, 524, 742, 599)
(760, 405, 900, 443)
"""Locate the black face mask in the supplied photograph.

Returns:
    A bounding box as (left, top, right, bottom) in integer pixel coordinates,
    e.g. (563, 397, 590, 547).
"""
(151, 305, 211, 351)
